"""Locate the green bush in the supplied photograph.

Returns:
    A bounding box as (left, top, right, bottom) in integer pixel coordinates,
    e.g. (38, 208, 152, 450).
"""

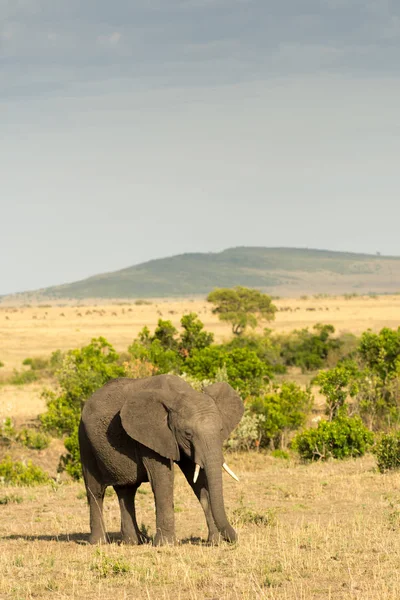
(40, 337, 126, 478)
(40, 389, 82, 436)
(9, 369, 38, 385)
(0, 418, 50, 450)
(251, 382, 313, 448)
(292, 413, 374, 461)
(22, 357, 49, 370)
(0, 456, 51, 485)
(40, 337, 126, 437)
(17, 428, 50, 450)
(128, 314, 214, 372)
(184, 346, 270, 396)
(358, 327, 400, 381)
(0, 417, 16, 444)
(354, 369, 400, 431)
(128, 338, 181, 374)
(277, 324, 343, 372)
(224, 330, 286, 374)
(60, 425, 82, 480)
(224, 409, 266, 451)
(374, 432, 400, 473)
(352, 328, 400, 431)
(313, 362, 360, 420)
(0, 361, 4, 368)
(179, 313, 214, 356)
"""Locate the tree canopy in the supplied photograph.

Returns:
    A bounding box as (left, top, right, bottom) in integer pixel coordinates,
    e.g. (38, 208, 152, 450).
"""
(207, 286, 277, 335)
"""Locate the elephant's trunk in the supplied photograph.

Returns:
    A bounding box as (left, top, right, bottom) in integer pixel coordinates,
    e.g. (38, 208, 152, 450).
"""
(204, 451, 237, 543)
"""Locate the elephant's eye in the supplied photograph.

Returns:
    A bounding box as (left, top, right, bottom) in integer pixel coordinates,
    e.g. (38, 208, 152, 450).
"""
(185, 429, 193, 439)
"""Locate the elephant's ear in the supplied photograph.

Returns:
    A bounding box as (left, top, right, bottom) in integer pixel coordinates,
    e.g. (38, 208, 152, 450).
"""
(120, 390, 180, 461)
(203, 382, 245, 440)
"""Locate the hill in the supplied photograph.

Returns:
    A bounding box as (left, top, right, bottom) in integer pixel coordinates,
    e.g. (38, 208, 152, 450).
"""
(3, 247, 400, 301)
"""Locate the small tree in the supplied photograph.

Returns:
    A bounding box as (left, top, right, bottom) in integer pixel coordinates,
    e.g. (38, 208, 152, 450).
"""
(179, 313, 214, 356)
(251, 382, 313, 448)
(313, 363, 359, 421)
(358, 327, 400, 382)
(153, 319, 179, 351)
(207, 286, 276, 335)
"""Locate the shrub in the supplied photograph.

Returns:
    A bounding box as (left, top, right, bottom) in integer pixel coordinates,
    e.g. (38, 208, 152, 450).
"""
(277, 324, 343, 372)
(251, 382, 313, 448)
(0, 417, 16, 444)
(0, 456, 51, 485)
(225, 409, 266, 451)
(313, 362, 360, 420)
(358, 327, 400, 381)
(374, 432, 400, 473)
(224, 330, 286, 374)
(179, 313, 214, 356)
(60, 425, 82, 480)
(351, 328, 400, 431)
(128, 338, 181, 374)
(292, 413, 374, 461)
(0, 418, 50, 450)
(40, 337, 126, 436)
(153, 319, 179, 351)
(354, 369, 400, 431)
(40, 338, 126, 478)
(9, 369, 38, 385)
(22, 357, 49, 370)
(0, 361, 4, 368)
(123, 358, 157, 379)
(17, 428, 50, 450)
(184, 346, 270, 396)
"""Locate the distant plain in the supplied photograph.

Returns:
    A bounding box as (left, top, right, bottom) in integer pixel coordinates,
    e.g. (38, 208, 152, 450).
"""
(1, 294, 399, 419)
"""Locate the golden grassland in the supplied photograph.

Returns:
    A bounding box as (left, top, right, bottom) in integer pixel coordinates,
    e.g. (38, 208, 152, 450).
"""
(1, 294, 400, 371)
(0, 294, 399, 419)
(2, 453, 400, 599)
(1, 296, 400, 598)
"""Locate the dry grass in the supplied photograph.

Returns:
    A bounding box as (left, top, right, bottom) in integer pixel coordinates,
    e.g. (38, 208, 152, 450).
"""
(1, 294, 400, 598)
(1, 294, 399, 419)
(1, 295, 400, 372)
(1, 453, 400, 599)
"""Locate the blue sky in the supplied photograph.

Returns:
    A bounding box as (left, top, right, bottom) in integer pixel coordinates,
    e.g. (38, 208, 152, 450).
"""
(1, 0, 400, 294)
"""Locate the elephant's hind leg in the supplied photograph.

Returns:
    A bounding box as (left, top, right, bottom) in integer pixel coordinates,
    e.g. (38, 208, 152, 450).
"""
(85, 478, 107, 544)
(114, 485, 148, 545)
(79, 425, 108, 544)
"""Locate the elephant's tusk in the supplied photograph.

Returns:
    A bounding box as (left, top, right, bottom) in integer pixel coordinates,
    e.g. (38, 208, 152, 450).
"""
(193, 463, 201, 483)
(222, 462, 239, 482)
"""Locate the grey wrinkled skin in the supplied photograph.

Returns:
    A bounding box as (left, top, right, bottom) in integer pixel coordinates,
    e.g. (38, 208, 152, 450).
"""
(79, 374, 244, 546)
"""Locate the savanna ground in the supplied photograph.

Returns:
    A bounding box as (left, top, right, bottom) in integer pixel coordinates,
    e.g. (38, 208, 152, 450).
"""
(1, 295, 400, 599)
(2, 454, 400, 599)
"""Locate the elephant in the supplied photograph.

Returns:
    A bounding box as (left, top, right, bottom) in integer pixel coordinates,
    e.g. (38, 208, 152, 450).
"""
(78, 373, 244, 546)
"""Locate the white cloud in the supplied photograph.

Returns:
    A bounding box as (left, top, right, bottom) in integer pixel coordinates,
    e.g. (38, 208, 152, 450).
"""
(97, 31, 122, 46)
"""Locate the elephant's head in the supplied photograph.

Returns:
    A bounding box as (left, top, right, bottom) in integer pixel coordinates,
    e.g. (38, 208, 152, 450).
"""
(119, 375, 244, 541)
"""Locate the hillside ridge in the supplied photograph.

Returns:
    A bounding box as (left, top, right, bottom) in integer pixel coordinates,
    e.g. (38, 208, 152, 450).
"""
(3, 246, 400, 301)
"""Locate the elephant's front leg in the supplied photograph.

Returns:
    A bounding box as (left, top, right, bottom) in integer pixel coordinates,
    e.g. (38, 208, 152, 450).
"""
(143, 451, 175, 546)
(177, 454, 220, 544)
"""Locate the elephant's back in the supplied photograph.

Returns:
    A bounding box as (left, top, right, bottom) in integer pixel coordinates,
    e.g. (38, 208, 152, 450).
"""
(82, 374, 193, 424)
